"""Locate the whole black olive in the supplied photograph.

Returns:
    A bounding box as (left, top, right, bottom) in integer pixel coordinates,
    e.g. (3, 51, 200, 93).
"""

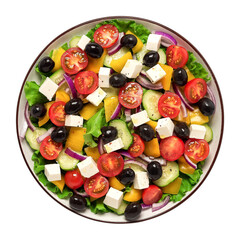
(51, 127, 68, 143)
(172, 68, 188, 86)
(124, 202, 142, 220)
(197, 98, 215, 116)
(120, 34, 138, 48)
(38, 57, 55, 73)
(85, 42, 103, 58)
(30, 103, 46, 118)
(64, 98, 84, 115)
(109, 73, 127, 88)
(143, 51, 159, 68)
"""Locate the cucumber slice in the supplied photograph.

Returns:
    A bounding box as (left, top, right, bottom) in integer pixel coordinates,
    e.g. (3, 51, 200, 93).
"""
(108, 201, 128, 215)
(49, 68, 65, 84)
(25, 127, 47, 150)
(109, 119, 133, 150)
(158, 48, 166, 64)
(57, 150, 79, 171)
(153, 161, 179, 187)
(103, 47, 129, 67)
(69, 36, 81, 48)
(142, 90, 162, 120)
(124, 163, 146, 172)
(203, 124, 213, 142)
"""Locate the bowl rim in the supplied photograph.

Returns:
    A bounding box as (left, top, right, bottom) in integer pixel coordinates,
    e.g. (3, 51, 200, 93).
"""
(16, 15, 224, 224)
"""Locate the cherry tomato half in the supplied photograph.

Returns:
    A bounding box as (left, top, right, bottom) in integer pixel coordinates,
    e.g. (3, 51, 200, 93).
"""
(74, 71, 99, 95)
(184, 78, 207, 104)
(166, 45, 189, 69)
(142, 185, 163, 205)
(49, 101, 66, 126)
(40, 136, 63, 160)
(185, 139, 209, 162)
(119, 82, 143, 109)
(128, 133, 145, 158)
(64, 169, 84, 189)
(93, 24, 119, 48)
(61, 47, 88, 75)
(158, 92, 181, 119)
(84, 173, 109, 198)
(97, 152, 124, 177)
(159, 136, 185, 161)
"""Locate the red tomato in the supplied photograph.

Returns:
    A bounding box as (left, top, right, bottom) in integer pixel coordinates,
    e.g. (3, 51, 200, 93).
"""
(93, 24, 119, 48)
(184, 78, 207, 103)
(166, 45, 189, 69)
(128, 133, 145, 158)
(84, 173, 109, 198)
(74, 71, 98, 95)
(97, 152, 124, 177)
(158, 92, 181, 119)
(64, 169, 84, 189)
(119, 82, 143, 109)
(160, 136, 184, 161)
(142, 185, 163, 205)
(39, 136, 62, 160)
(185, 139, 209, 162)
(61, 47, 88, 75)
(49, 101, 66, 126)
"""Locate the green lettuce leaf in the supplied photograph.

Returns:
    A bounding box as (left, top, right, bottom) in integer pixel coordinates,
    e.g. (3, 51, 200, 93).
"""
(86, 198, 110, 214)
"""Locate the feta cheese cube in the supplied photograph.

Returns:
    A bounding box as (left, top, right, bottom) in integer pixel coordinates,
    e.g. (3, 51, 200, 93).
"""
(189, 124, 206, 139)
(65, 115, 83, 127)
(77, 35, 91, 50)
(130, 110, 150, 127)
(39, 77, 59, 100)
(86, 87, 107, 106)
(103, 187, 123, 209)
(146, 64, 166, 84)
(146, 34, 162, 51)
(44, 163, 61, 182)
(133, 172, 149, 190)
(155, 117, 174, 138)
(121, 59, 142, 78)
(104, 138, 124, 153)
(98, 67, 111, 88)
(77, 157, 99, 178)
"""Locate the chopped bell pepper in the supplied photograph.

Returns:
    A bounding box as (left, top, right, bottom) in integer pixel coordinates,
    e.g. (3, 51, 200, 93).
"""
(178, 156, 195, 175)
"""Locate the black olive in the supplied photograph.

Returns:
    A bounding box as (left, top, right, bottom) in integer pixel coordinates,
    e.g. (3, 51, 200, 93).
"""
(109, 73, 127, 88)
(64, 98, 84, 115)
(69, 194, 87, 211)
(172, 68, 188, 86)
(124, 202, 142, 220)
(38, 57, 55, 73)
(85, 42, 103, 58)
(138, 124, 155, 142)
(174, 122, 190, 140)
(143, 51, 159, 68)
(147, 161, 162, 181)
(197, 98, 215, 116)
(30, 103, 46, 118)
(51, 127, 68, 143)
(101, 126, 118, 144)
(117, 168, 135, 185)
(120, 34, 138, 48)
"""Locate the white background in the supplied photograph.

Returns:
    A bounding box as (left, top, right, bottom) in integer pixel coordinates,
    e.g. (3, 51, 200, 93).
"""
(1, 0, 239, 239)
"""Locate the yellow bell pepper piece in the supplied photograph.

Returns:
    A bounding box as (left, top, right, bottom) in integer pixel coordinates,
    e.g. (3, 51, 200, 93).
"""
(146, 120, 158, 133)
(144, 138, 160, 157)
(55, 90, 70, 103)
(159, 64, 173, 91)
(38, 101, 54, 127)
(85, 49, 107, 73)
(110, 51, 132, 73)
(184, 66, 195, 81)
(162, 177, 182, 194)
(109, 177, 125, 191)
(79, 102, 103, 120)
(65, 127, 86, 152)
(51, 47, 65, 72)
(173, 109, 191, 125)
(84, 147, 101, 162)
(104, 96, 119, 122)
(189, 107, 209, 124)
(178, 156, 195, 175)
(123, 188, 142, 202)
(125, 30, 143, 53)
(51, 175, 65, 192)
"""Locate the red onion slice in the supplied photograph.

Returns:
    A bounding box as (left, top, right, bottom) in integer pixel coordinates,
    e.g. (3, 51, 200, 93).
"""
(139, 154, 167, 166)
(125, 108, 131, 122)
(63, 73, 77, 98)
(36, 127, 55, 143)
(111, 103, 122, 120)
(24, 102, 36, 132)
(153, 31, 177, 47)
(98, 137, 106, 155)
(184, 154, 197, 169)
(180, 102, 188, 118)
(20, 120, 28, 140)
(65, 148, 87, 161)
(141, 203, 152, 209)
(73, 189, 89, 198)
(108, 32, 125, 55)
(152, 196, 170, 212)
(136, 75, 163, 90)
(124, 159, 147, 171)
(207, 85, 216, 106)
(117, 150, 133, 158)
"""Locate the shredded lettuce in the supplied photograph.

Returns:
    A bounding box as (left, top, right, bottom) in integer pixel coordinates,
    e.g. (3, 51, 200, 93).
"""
(86, 198, 111, 214)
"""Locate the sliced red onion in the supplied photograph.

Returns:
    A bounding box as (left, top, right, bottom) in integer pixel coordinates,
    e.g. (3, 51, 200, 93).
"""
(63, 73, 77, 98)
(111, 103, 122, 120)
(98, 137, 105, 155)
(24, 102, 36, 132)
(139, 154, 167, 166)
(58, 78, 66, 87)
(108, 32, 125, 55)
(207, 85, 216, 106)
(153, 31, 177, 47)
(36, 127, 55, 143)
(117, 150, 133, 158)
(184, 154, 197, 169)
(125, 108, 131, 122)
(152, 196, 170, 212)
(141, 203, 152, 210)
(172, 84, 194, 111)
(20, 120, 28, 140)
(65, 148, 87, 161)
(73, 189, 89, 198)
(135, 105, 141, 113)
(136, 75, 163, 90)
(180, 102, 188, 118)
(124, 159, 147, 170)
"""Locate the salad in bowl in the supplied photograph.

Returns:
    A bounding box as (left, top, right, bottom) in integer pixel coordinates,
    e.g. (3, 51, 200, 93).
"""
(17, 17, 222, 222)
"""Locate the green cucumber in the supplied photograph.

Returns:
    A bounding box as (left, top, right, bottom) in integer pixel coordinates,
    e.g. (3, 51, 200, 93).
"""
(203, 124, 213, 142)
(25, 127, 47, 150)
(49, 68, 65, 84)
(158, 48, 166, 64)
(109, 119, 133, 150)
(108, 201, 128, 215)
(142, 90, 162, 120)
(69, 35, 81, 48)
(103, 47, 129, 67)
(153, 161, 179, 187)
(124, 163, 146, 172)
(57, 149, 79, 171)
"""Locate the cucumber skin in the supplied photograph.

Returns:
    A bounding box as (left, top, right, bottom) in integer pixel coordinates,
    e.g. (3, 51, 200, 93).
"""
(203, 124, 213, 142)
(25, 127, 47, 150)
(57, 150, 79, 171)
(108, 201, 128, 215)
(69, 36, 81, 48)
(49, 68, 65, 84)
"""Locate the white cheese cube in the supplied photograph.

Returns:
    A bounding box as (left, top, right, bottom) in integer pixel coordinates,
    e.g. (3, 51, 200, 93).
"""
(121, 59, 142, 78)
(133, 172, 149, 190)
(65, 115, 83, 127)
(146, 64, 166, 84)
(189, 124, 206, 139)
(39, 77, 59, 101)
(155, 117, 174, 138)
(98, 67, 111, 88)
(146, 34, 162, 51)
(77, 157, 99, 178)
(104, 138, 124, 153)
(86, 87, 107, 106)
(103, 187, 123, 209)
(44, 163, 61, 182)
(130, 110, 150, 127)
(77, 35, 91, 50)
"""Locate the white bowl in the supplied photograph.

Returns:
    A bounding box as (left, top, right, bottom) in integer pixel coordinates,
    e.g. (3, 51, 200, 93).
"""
(16, 16, 224, 223)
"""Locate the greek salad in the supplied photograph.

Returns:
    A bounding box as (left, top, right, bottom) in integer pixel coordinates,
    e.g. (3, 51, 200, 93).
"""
(20, 19, 216, 221)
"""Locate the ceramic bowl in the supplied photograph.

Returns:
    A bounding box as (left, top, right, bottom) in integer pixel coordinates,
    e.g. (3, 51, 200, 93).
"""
(16, 16, 224, 223)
